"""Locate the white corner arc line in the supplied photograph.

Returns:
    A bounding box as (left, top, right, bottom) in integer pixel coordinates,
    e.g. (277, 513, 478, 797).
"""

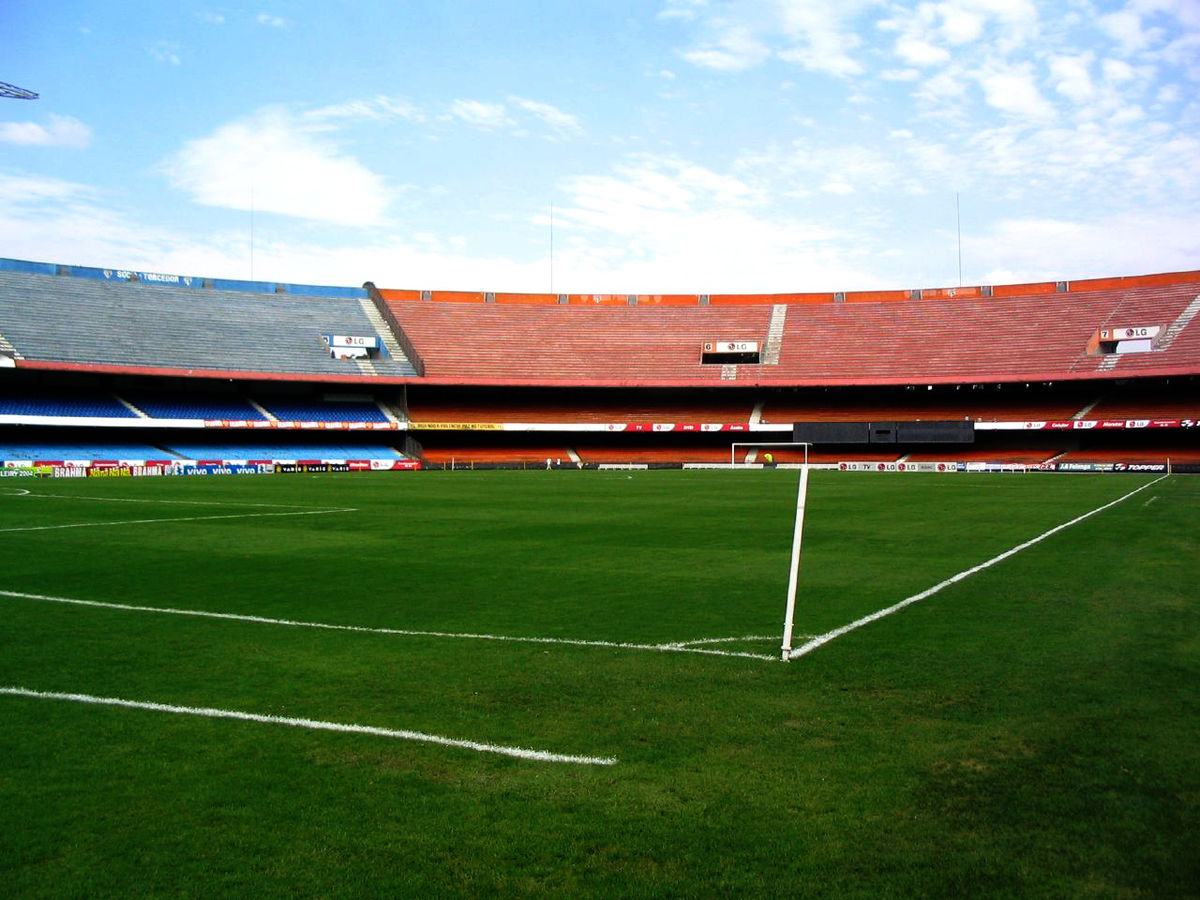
(0, 686, 617, 767)
(786, 474, 1169, 661)
(0, 508, 357, 533)
(0, 590, 776, 661)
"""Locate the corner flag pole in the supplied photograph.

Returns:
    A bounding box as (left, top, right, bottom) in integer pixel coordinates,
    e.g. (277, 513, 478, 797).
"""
(780, 445, 811, 661)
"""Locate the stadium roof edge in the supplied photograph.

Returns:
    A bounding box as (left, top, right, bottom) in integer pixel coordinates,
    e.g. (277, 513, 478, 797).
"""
(0, 256, 367, 300)
(374, 268, 1200, 306)
(3, 256, 1196, 307)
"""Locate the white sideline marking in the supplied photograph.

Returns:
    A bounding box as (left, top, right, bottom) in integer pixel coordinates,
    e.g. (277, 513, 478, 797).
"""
(786, 475, 1169, 660)
(0, 686, 616, 766)
(0, 590, 777, 661)
(5, 492, 334, 509)
(0, 508, 357, 533)
(0, 488, 30, 496)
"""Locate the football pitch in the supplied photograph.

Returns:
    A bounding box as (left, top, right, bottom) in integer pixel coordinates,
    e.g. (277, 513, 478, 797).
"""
(1, 469, 1197, 896)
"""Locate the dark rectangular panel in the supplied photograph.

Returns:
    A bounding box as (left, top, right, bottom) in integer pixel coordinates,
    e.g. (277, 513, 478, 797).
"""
(794, 420, 975, 444)
(792, 422, 871, 444)
(869, 422, 897, 443)
(896, 420, 975, 443)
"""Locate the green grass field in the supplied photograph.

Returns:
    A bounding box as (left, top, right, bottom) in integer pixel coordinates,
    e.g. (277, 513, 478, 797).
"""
(1, 469, 1197, 896)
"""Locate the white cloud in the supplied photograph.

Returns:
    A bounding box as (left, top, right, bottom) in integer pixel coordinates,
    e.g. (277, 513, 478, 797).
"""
(507, 96, 583, 138)
(256, 13, 289, 28)
(881, 67, 921, 81)
(0, 171, 485, 289)
(659, 0, 707, 22)
(775, 0, 869, 77)
(1050, 53, 1095, 103)
(894, 33, 951, 66)
(150, 40, 181, 66)
(975, 64, 1056, 120)
(1156, 83, 1181, 103)
(1102, 58, 1137, 83)
(0, 114, 92, 149)
(738, 137, 926, 200)
(305, 96, 425, 125)
(448, 99, 515, 130)
(545, 153, 872, 291)
(961, 118, 1200, 202)
(881, 0, 1042, 79)
(0, 172, 179, 268)
(670, 0, 870, 77)
(1109, 104, 1146, 125)
(682, 25, 771, 71)
(914, 64, 972, 109)
(159, 107, 391, 226)
(1099, 10, 1153, 54)
(445, 97, 582, 138)
(1162, 30, 1200, 77)
(939, 4, 985, 44)
(1134, 0, 1200, 28)
(966, 0, 1039, 50)
(973, 213, 1200, 284)
(0, 162, 852, 294)
(879, 5, 944, 68)
(0, 172, 94, 205)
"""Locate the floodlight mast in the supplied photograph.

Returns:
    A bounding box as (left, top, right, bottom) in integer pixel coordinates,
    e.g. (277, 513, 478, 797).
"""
(0, 81, 39, 100)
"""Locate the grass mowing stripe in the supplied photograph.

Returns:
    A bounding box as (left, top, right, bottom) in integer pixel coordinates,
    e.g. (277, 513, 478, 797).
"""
(0, 507, 358, 533)
(787, 474, 1169, 660)
(0, 686, 618, 767)
(0, 589, 778, 660)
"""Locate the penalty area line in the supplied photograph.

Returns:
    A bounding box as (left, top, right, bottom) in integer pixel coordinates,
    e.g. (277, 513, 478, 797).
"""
(0, 686, 617, 767)
(1, 492, 343, 509)
(0, 507, 358, 534)
(786, 474, 1170, 661)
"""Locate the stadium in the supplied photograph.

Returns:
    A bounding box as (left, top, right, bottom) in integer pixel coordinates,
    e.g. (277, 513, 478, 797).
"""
(2, 258, 1198, 472)
(1, 255, 1198, 895)
(4, 1, 1200, 892)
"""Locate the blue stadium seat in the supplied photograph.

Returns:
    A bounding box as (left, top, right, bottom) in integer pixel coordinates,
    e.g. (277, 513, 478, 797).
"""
(0, 390, 138, 418)
(123, 394, 267, 420)
(0, 270, 418, 377)
(258, 399, 389, 422)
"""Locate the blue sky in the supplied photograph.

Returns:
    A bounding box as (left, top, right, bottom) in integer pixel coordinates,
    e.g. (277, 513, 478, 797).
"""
(1, 0, 1197, 293)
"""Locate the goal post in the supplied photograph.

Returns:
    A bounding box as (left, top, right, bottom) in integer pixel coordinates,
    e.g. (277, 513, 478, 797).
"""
(729, 441, 812, 467)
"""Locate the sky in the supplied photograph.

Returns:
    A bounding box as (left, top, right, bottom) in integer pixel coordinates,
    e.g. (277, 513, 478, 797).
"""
(1, 0, 1198, 294)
